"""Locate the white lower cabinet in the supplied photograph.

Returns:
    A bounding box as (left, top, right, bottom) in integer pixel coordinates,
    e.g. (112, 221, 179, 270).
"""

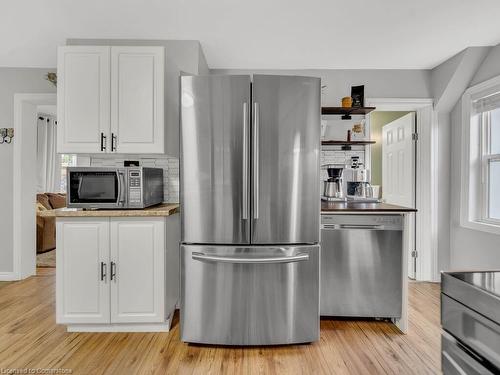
(110, 218, 165, 323)
(56, 216, 171, 331)
(56, 218, 110, 324)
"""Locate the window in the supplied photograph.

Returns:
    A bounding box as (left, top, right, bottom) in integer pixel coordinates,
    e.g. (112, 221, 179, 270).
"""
(60, 154, 77, 193)
(481, 108, 500, 221)
(462, 77, 500, 234)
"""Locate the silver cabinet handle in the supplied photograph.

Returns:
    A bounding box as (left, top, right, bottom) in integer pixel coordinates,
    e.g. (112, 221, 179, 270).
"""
(110, 261, 116, 281)
(242, 102, 249, 220)
(100, 262, 107, 281)
(100, 132, 106, 152)
(253, 102, 259, 219)
(111, 133, 117, 152)
(192, 252, 309, 264)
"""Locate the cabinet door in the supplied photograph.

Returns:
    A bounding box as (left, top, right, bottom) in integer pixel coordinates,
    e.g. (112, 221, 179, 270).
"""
(56, 218, 110, 324)
(110, 217, 165, 323)
(111, 46, 165, 154)
(57, 46, 110, 153)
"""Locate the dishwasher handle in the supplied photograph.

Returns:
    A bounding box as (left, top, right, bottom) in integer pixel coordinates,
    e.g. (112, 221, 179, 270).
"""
(322, 224, 385, 230)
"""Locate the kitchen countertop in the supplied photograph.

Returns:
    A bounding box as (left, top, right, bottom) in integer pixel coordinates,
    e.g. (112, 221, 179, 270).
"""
(321, 201, 417, 213)
(39, 203, 179, 218)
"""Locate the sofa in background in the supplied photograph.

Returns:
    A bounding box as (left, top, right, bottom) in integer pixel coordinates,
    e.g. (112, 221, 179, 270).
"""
(36, 193, 66, 254)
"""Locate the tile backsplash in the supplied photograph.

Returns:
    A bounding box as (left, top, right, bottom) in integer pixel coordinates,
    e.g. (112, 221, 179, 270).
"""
(76, 147, 363, 204)
(320, 146, 365, 182)
(77, 154, 179, 203)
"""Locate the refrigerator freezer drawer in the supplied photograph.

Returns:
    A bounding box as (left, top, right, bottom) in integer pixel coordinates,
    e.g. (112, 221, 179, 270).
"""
(180, 244, 320, 345)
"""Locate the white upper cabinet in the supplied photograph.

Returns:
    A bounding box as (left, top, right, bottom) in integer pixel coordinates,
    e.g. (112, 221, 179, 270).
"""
(111, 47, 165, 154)
(57, 45, 165, 154)
(57, 46, 111, 153)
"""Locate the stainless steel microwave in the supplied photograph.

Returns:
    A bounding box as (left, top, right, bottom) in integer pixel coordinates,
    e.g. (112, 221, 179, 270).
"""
(67, 167, 164, 209)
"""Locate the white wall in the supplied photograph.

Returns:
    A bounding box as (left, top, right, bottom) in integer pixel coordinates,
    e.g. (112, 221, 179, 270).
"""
(430, 46, 491, 272)
(211, 69, 432, 106)
(469, 45, 500, 87)
(0, 68, 55, 273)
(448, 45, 500, 270)
(67, 39, 208, 75)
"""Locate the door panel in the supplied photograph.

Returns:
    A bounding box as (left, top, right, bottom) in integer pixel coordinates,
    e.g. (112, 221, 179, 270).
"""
(382, 113, 415, 206)
(56, 218, 110, 324)
(180, 244, 319, 345)
(111, 46, 164, 153)
(57, 46, 110, 153)
(382, 113, 416, 278)
(181, 75, 251, 244)
(110, 218, 165, 323)
(251, 75, 321, 244)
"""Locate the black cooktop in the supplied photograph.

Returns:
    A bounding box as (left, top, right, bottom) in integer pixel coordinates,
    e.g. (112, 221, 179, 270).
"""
(448, 271, 500, 299)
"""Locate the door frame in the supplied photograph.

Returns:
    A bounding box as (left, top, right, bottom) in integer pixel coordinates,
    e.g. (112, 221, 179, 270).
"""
(365, 98, 438, 282)
(11, 93, 57, 280)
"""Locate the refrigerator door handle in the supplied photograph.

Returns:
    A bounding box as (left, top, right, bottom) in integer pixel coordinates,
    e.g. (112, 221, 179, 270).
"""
(253, 102, 259, 219)
(242, 102, 249, 220)
(191, 251, 309, 264)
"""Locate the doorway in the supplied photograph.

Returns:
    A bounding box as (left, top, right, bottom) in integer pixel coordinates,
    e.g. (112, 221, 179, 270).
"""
(370, 111, 417, 278)
(12, 94, 57, 279)
(365, 98, 438, 282)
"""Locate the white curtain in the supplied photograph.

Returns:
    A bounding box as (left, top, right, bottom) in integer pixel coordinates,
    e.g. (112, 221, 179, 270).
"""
(37, 115, 60, 193)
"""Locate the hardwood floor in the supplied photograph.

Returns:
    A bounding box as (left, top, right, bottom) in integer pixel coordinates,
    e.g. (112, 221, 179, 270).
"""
(0, 269, 442, 374)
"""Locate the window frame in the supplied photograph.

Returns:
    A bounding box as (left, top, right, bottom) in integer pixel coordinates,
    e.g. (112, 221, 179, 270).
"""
(479, 112, 500, 224)
(461, 75, 500, 235)
(59, 154, 78, 193)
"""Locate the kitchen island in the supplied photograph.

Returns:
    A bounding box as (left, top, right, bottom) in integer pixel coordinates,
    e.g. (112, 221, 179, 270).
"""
(321, 200, 416, 333)
(53, 204, 180, 332)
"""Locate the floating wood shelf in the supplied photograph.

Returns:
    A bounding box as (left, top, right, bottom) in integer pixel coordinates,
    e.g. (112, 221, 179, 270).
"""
(321, 140, 376, 150)
(321, 106, 376, 119)
(321, 140, 376, 145)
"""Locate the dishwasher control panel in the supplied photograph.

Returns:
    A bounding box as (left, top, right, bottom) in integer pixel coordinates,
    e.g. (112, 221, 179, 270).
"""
(321, 214, 403, 230)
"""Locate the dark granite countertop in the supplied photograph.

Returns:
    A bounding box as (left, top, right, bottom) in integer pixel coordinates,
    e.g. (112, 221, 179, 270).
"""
(321, 201, 417, 213)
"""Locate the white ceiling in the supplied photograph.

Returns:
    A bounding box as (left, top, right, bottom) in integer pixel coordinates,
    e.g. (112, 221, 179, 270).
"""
(2, 0, 500, 70)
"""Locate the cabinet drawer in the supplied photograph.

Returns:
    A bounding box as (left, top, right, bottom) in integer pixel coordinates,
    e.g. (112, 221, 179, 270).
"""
(442, 293, 500, 369)
(442, 331, 495, 374)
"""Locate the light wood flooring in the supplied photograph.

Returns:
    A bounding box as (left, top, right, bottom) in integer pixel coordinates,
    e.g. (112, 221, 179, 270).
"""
(0, 268, 442, 374)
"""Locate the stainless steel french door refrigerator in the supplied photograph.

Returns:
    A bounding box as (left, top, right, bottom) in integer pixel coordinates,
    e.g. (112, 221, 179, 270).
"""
(180, 74, 321, 345)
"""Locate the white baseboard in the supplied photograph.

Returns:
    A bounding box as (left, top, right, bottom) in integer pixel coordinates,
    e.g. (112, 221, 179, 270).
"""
(0, 272, 18, 281)
(66, 320, 171, 333)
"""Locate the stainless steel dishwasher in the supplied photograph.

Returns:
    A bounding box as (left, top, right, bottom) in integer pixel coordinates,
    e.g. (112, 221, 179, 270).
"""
(320, 214, 403, 318)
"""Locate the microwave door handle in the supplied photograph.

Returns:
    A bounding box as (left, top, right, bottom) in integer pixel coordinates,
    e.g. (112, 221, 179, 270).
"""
(77, 176, 83, 198)
(117, 171, 126, 206)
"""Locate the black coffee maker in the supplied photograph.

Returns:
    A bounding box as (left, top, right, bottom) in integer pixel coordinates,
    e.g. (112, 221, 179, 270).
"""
(321, 164, 346, 201)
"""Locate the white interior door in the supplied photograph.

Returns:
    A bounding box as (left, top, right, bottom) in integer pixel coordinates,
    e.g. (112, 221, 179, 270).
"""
(111, 46, 164, 154)
(382, 113, 416, 278)
(110, 218, 165, 323)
